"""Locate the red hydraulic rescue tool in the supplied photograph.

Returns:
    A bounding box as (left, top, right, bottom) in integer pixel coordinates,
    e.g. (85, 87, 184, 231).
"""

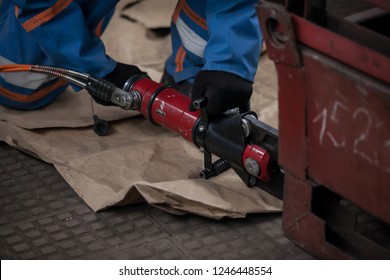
(0, 65, 283, 198)
(114, 74, 282, 198)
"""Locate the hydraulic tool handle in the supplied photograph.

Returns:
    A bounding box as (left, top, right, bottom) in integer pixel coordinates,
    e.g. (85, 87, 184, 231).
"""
(86, 77, 116, 103)
(199, 158, 231, 179)
(191, 95, 232, 179)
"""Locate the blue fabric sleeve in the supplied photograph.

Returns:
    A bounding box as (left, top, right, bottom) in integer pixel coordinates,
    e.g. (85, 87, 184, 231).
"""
(12, 0, 117, 80)
(12, 0, 59, 9)
(203, 0, 262, 82)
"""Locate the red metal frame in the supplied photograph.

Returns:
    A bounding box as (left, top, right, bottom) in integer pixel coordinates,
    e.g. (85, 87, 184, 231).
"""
(258, 0, 390, 259)
(291, 14, 390, 84)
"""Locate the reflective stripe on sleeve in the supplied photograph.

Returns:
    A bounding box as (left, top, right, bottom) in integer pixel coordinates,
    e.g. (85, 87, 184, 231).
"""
(172, 0, 185, 23)
(15, 0, 73, 32)
(175, 45, 186, 73)
(182, 1, 207, 30)
(0, 56, 54, 90)
(176, 17, 206, 58)
(0, 79, 67, 103)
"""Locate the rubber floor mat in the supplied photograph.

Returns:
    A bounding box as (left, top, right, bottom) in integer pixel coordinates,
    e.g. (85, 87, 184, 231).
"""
(0, 142, 314, 259)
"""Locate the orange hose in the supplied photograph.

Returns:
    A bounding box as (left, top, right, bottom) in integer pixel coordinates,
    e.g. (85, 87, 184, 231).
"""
(0, 64, 32, 72)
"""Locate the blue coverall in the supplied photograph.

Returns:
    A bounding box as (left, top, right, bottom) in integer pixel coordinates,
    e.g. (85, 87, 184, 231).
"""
(0, 0, 262, 110)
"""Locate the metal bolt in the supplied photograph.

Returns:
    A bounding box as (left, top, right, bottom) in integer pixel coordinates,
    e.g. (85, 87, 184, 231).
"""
(248, 176, 257, 186)
(198, 125, 205, 133)
(130, 90, 142, 110)
(245, 158, 260, 176)
(241, 118, 251, 138)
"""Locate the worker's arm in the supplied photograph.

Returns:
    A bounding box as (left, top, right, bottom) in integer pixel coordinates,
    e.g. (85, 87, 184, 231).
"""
(203, 0, 262, 82)
(190, 0, 262, 115)
(12, 0, 117, 79)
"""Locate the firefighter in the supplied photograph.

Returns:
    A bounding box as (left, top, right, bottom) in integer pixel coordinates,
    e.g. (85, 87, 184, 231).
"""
(0, 0, 262, 115)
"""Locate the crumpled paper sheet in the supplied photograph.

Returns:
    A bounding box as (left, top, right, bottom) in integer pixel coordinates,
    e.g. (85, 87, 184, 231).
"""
(0, 0, 282, 219)
(121, 0, 177, 29)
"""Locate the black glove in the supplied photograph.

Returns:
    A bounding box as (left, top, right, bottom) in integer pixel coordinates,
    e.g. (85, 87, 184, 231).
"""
(104, 62, 144, 89)
(93, 62, 144, 106)
(190, 70, 253, 115)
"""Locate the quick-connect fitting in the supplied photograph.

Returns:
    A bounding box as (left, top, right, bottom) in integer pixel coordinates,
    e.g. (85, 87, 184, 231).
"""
(111, 88, 141, 110)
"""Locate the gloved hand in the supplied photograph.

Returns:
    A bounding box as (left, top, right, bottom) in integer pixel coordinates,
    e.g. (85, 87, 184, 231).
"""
(93, 62, 144, 105)
(190, 70, 253, 115)
(105, 62, 144, 89)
